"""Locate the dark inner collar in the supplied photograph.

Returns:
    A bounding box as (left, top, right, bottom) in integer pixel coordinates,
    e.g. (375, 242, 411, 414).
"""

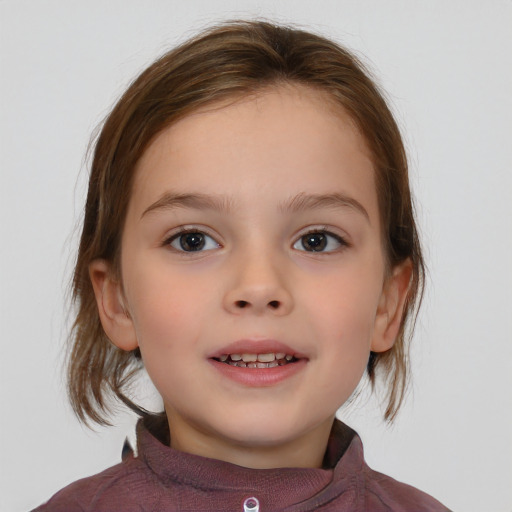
(139, 412, 356, 471)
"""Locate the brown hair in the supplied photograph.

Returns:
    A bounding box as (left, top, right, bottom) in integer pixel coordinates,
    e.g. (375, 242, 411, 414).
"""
(68, 20, 425, 425)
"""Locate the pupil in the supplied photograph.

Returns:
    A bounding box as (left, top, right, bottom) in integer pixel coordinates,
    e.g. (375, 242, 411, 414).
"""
(303, 233, 326, 251)
(180, 233, 205, 251)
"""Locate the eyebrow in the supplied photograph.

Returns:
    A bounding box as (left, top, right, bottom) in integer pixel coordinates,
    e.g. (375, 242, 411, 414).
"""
(141, 191, 370, 223)
(141, 192, 234, 218)
(280, 192, 370, 223)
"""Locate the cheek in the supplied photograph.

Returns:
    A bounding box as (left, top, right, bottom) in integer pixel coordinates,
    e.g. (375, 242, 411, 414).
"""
(304, 261, 383, 370)
(124, 272, 207, 402)
(124, 265, 211, 352)
(310, 262, 382, 326)
(313, 283, 379, 403)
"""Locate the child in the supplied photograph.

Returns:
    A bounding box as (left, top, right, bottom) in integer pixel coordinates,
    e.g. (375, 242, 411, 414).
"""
(34, 20, 450, 512)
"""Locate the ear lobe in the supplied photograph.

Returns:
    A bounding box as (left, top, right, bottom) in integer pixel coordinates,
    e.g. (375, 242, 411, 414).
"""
(371, 259, 413, 353)
(89, 259, 139, 352)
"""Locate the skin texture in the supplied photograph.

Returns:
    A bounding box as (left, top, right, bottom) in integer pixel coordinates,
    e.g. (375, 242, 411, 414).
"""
(90, 86, 411, 469)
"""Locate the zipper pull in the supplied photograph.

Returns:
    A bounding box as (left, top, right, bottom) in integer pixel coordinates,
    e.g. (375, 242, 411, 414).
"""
(243, 496, 260, 512)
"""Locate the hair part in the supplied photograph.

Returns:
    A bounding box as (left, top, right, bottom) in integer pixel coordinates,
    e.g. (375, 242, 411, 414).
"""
(68, 20, 425, 426)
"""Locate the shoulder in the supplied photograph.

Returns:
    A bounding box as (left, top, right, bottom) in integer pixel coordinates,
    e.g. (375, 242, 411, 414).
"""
(31, 455, 152, 512)
(326, 422, 451, 512)
(362, 465, 452, 512)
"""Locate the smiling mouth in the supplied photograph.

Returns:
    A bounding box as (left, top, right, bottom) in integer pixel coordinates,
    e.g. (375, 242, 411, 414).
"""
(213, 352, 299, 368)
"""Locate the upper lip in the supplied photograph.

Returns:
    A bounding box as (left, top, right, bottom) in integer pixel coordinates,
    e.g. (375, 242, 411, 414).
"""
(208, 339, 307, 359)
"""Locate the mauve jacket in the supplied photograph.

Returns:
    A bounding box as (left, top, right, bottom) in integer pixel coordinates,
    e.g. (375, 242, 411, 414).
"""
(33, 415, 451, 511)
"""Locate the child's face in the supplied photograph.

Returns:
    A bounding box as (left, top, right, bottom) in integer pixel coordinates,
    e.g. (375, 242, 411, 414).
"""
(92, 86, 409, 467)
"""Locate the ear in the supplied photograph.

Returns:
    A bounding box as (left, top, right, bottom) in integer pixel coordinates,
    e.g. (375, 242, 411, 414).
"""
(89, 259, 139, 351)
(371, 259, 413, 353)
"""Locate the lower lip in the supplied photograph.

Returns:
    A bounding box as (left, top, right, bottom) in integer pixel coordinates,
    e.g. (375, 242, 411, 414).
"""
(208, 358, 307, 387)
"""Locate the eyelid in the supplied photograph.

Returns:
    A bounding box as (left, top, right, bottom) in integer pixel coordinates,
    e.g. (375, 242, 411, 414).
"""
(162, 225, 222, 251)
(292, 226, 350, 252)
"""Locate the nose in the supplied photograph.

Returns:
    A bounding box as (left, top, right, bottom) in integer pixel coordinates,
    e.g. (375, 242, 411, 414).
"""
(223, 252, 294, 316)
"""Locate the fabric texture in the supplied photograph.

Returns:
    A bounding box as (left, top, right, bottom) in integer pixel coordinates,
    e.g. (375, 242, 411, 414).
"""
(33, 415, 451, 511)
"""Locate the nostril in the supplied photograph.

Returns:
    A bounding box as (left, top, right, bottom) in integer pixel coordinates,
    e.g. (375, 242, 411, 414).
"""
(232, 299, 283, 310)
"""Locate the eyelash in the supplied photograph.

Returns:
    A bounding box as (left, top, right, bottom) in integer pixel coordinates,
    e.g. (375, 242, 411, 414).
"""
(163, 227, 220, 253)
(163, 226, 349, 254)
(293, 228, 349, 253)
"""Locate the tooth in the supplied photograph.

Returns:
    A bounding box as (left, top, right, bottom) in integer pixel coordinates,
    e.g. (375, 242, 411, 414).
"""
(268, 361, 279, 368)
(276, 353, 286, 360)
(242, 353, 257, 362)
(247, 362, 258, 368)
(257, 353, 275, 363)
(235, 361, 247, 367)
(256, 362, 268, 368)
(285, 355, 293, 361)
(220, 355, 228, 362)
(231, 354, 242, 361)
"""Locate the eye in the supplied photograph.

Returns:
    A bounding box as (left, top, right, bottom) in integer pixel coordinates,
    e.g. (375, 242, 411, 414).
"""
(167, 230, 220, 252)
(293, 230, 346, 252)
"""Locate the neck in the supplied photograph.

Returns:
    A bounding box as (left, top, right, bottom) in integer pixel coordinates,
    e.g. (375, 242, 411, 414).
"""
(165, 412, 335, 469)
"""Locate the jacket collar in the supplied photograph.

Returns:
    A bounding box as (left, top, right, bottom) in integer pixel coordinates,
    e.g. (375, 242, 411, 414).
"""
(135, 414, 363, 509)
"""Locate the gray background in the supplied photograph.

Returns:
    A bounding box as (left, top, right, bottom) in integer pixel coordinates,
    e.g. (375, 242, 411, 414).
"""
(1, 1, 511, 511)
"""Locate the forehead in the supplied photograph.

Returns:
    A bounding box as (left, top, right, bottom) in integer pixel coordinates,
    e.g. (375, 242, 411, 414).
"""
(130, 85, 378, 221)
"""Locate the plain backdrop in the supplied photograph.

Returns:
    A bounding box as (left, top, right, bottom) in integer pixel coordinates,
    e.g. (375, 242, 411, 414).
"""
(1, 1, 511, 511)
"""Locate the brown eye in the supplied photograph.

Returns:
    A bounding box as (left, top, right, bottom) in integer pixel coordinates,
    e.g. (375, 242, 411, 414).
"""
(302, 233, 327, 251)
(293, 231, 345, 252)
(168, 231, 219, 252)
